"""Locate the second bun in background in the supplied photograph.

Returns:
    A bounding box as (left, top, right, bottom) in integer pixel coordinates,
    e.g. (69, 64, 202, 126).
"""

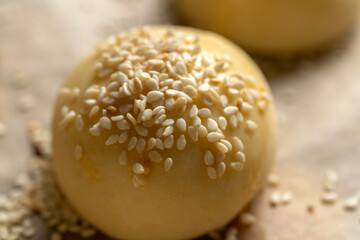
(174, 0, 359, 56)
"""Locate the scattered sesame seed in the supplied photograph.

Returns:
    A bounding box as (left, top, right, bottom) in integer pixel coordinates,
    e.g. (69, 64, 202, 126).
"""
(218, 117, 227, 130)
(270, 191, 281, 206)
(149, 150, 163, 163)
(175, 61, 187, 75)
(147, 137, 156, 151)
(176, 135, 186, 150)
(118, 131, 129, 144)
(163, 126, 174, 137)
(133, 163, 145, 175)
(188, 126, 198, 142)
(117, 119, 130, 130)
(147, 90, 164, 103)
(207, 119, 218, 132)
(241, 102, 253, 113)
(198, 108, 211, 118)
(100, 116, 112, 129)
(343, 197, 358, 211)
(232, 137, 244, 151)
(89, 126, 101, 136)
(135, 125, 149, 137)
(128, 136, 137, 150)
(321, 192, 338, 205)
(230, 162, 244, 172)
(207, 132, 223, 142)
(204, 151, 214, 165)
(75, 115, 84, 132)
(246, 120, 257, 132)
(216, 162, 226, 177)
(281, 191, 293, 205)
(224, 227, 238, 240)
(235, 151, 245, 163)
(220, 139, 232, 151)
(207, 167, 217, 180)
(105, 134, 119, 146)
(215, 142, 228, 153)
(89, 105, 100, 118)
(164, 135, 174, 149)
(197, 125, 208, 137)
(176, 118, 187, 132)
(164, 158, 173, 172)
(61, 110, 76, 127)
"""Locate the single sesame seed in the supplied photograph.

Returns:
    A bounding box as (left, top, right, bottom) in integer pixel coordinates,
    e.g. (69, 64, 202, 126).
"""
(105, 134, 119, 146)
(164, 158, 173, 172)
(155, 138, 164, 150)
(61, 106, 69, 116)
(163, 126, 174, 137)
(141, 109, 153, 122)
(126, 113, 137, 125)
(230, 162, 243, 172)
(232, 137, 244, 151)
(204, 151, 214, 165)
(207, 132, 224, 142)
(198, 83, 210, 93)
(220, 139, 232, 151)
(61, 111, 76, 127)
(149, 150, 163, 163)
(128, 136, 137, 150)
(176, 135, 186, 150)
(176, 118, 187, 132)
(136, 138, 146, 153)
(161, 119, 174, 126)
(147, 90, 164, 103)
(175, 61, 187, 75)
(197, 125, 208, 137)
(184, 85, 197, 97)
(165, 97, 175, 111)
(189, 105, 198, 119)
(242, 102, 253, 113)
(164, 135, 174, 149)
(100, 116, 111, 129)
(133, 163, 145, 175)
(135, 125, 149, 137)
(343, 197, 358, 211)
(174, 97, 187, 108)
(235, 151, 246, 163)
(147, 78, 159, 90)
(207, 167, 217, 180)
(111, 115, 124, 121)
(85, 99, 97, 105)
(89, 126, 101, 136)
(75, 115, 84, 132)
(188, 126, 198, 142)
(202, 94, 213, 106)
(147, 138, 156, 150)
(216, 162, 226, 177)
(215, 142, 228, 153)
(220, 95, 228, 108)
(193, 116, 201, 128)
(166, 89, 179, 96)
(207, 119, 218, 132)
(281, 191, 293, 205)
(224, 106, 238, 116)
(229, 115, 238, 128)
(74, 145, 82, 161)
(246, 120, 257, 132)
(198, 108, 211, 118)
(117, 119, 130, 130)
(321, 192, 338, 205)
(270, 191, 281, 206)
(118, 131, 129, 144)
(89, 105, 100, 118)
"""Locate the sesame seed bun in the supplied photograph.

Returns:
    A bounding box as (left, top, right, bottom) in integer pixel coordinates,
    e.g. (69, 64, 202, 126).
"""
(52, 26, 277, 240)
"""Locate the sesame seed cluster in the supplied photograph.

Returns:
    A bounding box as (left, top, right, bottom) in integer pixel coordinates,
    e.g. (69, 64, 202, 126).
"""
(58, 27, 271, 188)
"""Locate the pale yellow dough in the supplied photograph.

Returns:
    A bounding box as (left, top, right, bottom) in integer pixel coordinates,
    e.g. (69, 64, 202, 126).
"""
(175, 0, 359, 56)
(52, 26, 277, 240)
